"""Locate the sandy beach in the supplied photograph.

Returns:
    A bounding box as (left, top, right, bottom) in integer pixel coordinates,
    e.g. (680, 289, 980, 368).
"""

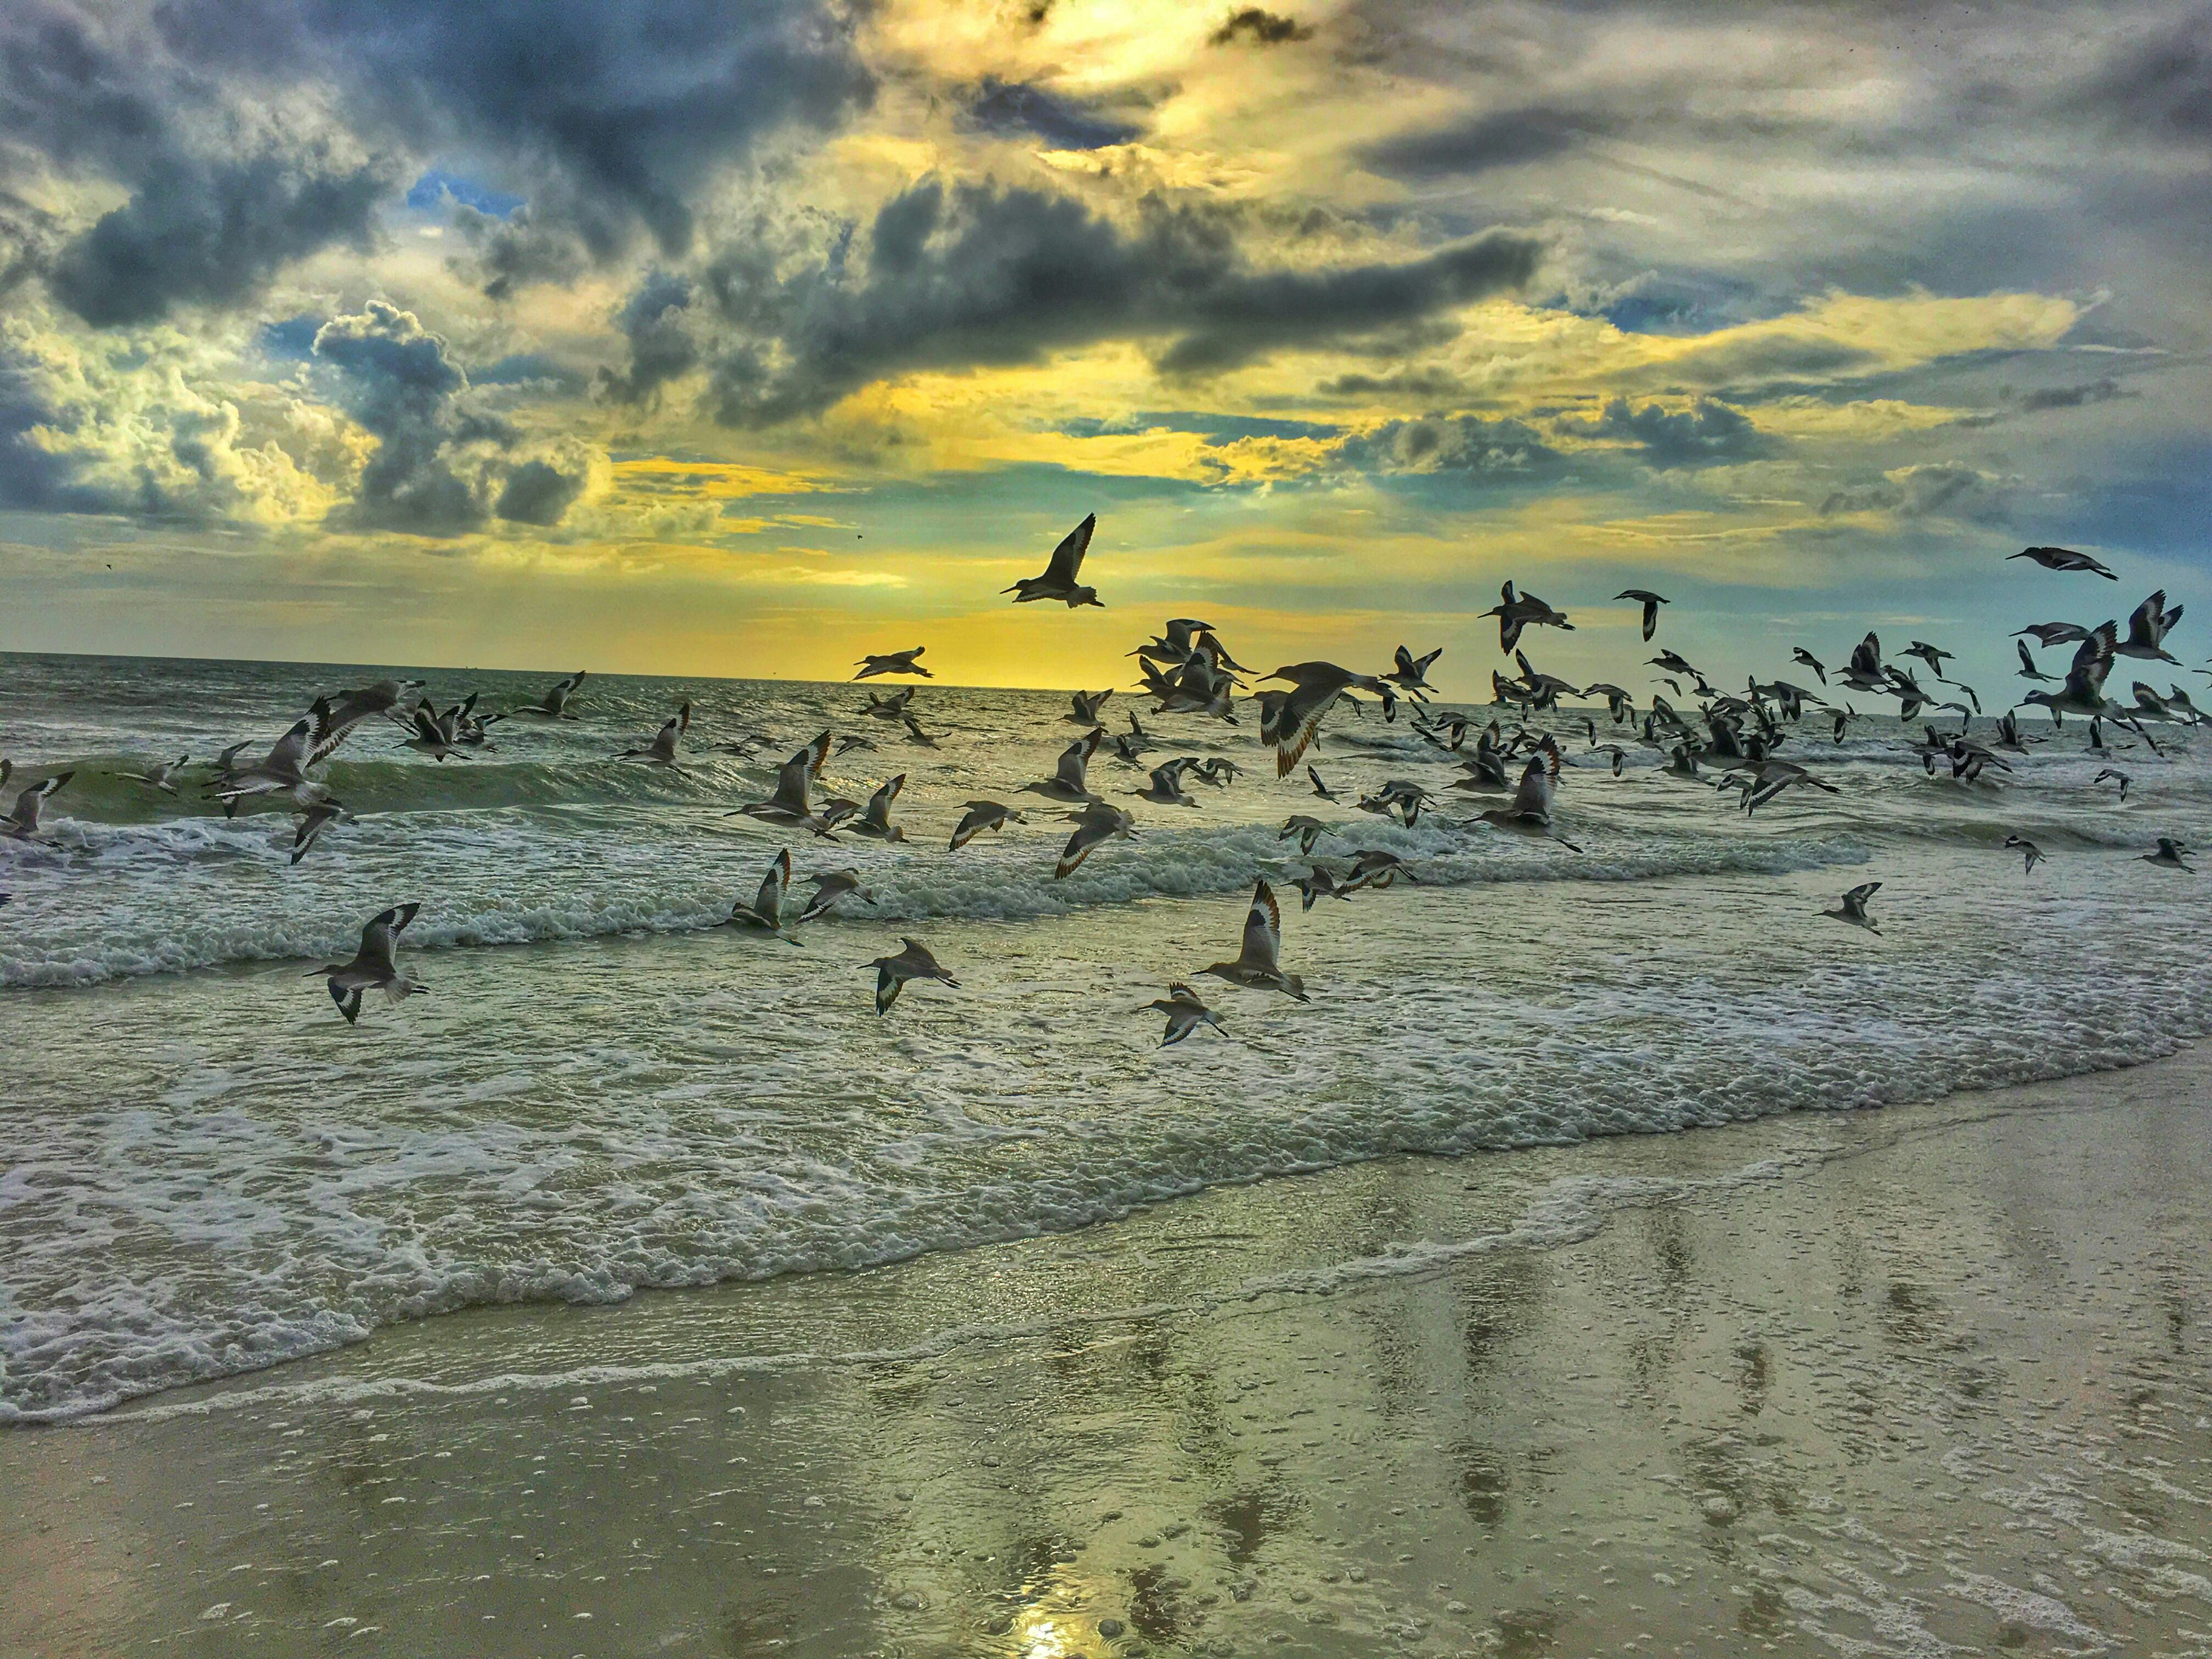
(5, 1048, 2209, 1658)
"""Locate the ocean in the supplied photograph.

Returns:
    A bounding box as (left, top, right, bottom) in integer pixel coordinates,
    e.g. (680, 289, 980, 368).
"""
(3, 648, 2208, 1425)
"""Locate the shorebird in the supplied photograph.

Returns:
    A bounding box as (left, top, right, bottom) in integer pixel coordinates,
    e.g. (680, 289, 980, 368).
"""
(1066, 689, 1113, 727)
(1904, 641, 1955, 681)
(949, 799, 1026, 850)
(1821, 881, 1881, 933)
(1279, 815, 1336, 856)
(212, 715, 324, 810)
(722, 848, 803, 943)
(2016, 622, 2092, 648)
(1307, 765, 1341, 802)
(1022, 730, 1105, 804)
(1133, 982, 1224, 1047)
(1584, 682, 1634, 724)
(2022, 622, 2118, 724)
(847, 775, 909, 842)
(4, 772, 73, 840)
(2094, 767, 2131, 802)
(1471, 745, 1583, 851)
(862, 687, 917, 721)
(867, 938, 959, 1012)
(2117, 591, 2183, 662)
(1005, 513, 1103, 607)
(1649, 648, 1699, 679)
(1131, 759, 1201, 807)
(2011, 545, 2118, 579)
(797, 869, 874, 922)
(2143, 837, 2195, 872)
(1356, 778, 1434, 826)
(314, 902, 423, 1023)
(116, 754, 189, 794)
(732, 731, 837, 836)
(1385, 645, 1443, 699)
(2004, 833, 2043, 874)
(1291, 865, 1356, 909)
(1108, 710, 1156, 766)
(1617, 589, 1669, 641)
(1484, 581, 1572, 653)
(2016, 639, 2057, 682)
(1056, 801, 1136, 877)
(205, 740, 255, 785)
(1830, 704, 1858, 743)
(1345, 849, 1419, 891)
(1792, 647, 1828, 685)
(831, 733, 877, 757)
(312, 679, 426, 765)
(1839, 633, 1889, 695)
(855, 647, 932, 680)
(1257, 663, 1396, 777)
(616, 702, 691, 769)
(1200, 880, 1307, 1001)
(1587, 743, 1627, 777)
(289, 798, 348, 865)
(1130, 618, 1214, 668)
(1193, 757, 1240, 787)
(403, 703, 474, 763)
(511, 670, 588, 718)
(901, 714, 941, 748)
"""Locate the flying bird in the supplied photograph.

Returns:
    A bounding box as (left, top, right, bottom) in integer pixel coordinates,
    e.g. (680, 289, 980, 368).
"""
(855, 647, 932, 680)
(1133, 983, 1224, 1047)
(2016, 640, 2056, 682)
(1791, 647, 1827, 685)
(868, 938, 960, 1013)
(2143, 837, 2194, 872)
(2004, 834, 2043, 875)
(2015, 623, 2092, 648)
(289, 798, 349, 865)
(2021, 622, 2118, 724)
(1067, 689, 1114, 726)
(1616, 589, 1670, 641)
(1821, 881, 1882, 934)
(847, 775, 909, 843)
(1005, 514, 1103, 607)
(1056, 802, 1137, 877)
(314, 902, 423, 1024)
(1022, 730, 1106, 804)
(949, 799, 1025, 850)
(1255, 663, 1396, 777)
(510, 670, 587, 718)
(1307, 765, 1341, 802)
(723, 848, 803, 944)
(2117, 591, 2183, 662)
(3, 771, 74, 840)
(1385, 646, 1444, 698)
(615, 702, 691, 770)
(116, 754, 189, 795)
(797, 869, 874, 922)
(1484, 581, 1573, 653)
(2094, 767, 2131, 802)
(1199, 880, 1308, 1001)
(732, 731, 838, 836)
(2010, 545, 2118, 579)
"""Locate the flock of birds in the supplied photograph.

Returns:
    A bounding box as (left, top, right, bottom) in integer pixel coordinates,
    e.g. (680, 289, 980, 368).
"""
(2, 518, 2204, 1040)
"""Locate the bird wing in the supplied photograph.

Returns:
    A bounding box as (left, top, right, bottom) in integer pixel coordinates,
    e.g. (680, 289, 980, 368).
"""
(1053, 728, 1104, 790)
(1510, 747, 1559, 817)
(269, 714, 316, 770)
(1240, 880, 1283, 969)
(1844, 881, 1880, 906)
(2067, 622, 2118, 697)
(1043, 514, 1096, 585)
(358, 902, 419, 974)
(754, 848, 792, 920)
(873, 962, 902, 1013)
(1848, 633, 1881, 676)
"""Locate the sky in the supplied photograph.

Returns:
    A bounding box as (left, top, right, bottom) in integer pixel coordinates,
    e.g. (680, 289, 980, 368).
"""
(2, 0, 2208, 699)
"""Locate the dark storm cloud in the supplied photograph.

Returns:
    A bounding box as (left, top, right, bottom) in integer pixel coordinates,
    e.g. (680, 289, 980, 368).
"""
(312, 300, 584, 536)
(964, 79, 1141, 150)
(1330, 413, 1560, 477)
(1554, 396, 1771, 468)
(1820, 463, 2011, 524)
(595, 270, 701, 406)
(1362, 111, 1600, 180)
(689, 178, 1542, 424)
(2017, 376, 2130, 411)
(2, 0, 872, 324)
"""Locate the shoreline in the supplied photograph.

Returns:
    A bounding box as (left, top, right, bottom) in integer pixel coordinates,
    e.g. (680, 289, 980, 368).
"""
(6, 1046, 2210, 1655)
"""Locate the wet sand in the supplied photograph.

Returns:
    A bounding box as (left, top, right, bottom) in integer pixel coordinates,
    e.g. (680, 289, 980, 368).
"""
(4, 1051, 2210, 1658)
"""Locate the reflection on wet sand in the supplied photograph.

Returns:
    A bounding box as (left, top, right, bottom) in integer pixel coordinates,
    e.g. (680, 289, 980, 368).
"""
(4, 1053, 2212, 1657)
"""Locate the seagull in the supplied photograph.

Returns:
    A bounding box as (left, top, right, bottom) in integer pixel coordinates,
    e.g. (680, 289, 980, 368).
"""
(616, 702, 691, 769)
(116, 754, 189, 794)
(2004, 834, 2043, 875)
(1385, 645, 1444, 699)
(4, 771, 73, 840)
(1056, 801, 1136, 877)
(1471, 744, 1583, 851)
(1131, 758, 1201, 807)
(1617, 589, 1670, 641)
(721, 847, 803, 943)
(2117, 591, 2183, 662)
(862, 687, 917, 721)
(731, 731, 838, 836)
(314, 902, 423, 1023)
(1822, 881, 1882, 932)
(1484, 581, 1572, 653)
(289, 798, 349, 865)
(1291, 865, 1356, 909)
(2022, 622, 2118, 724)
(2016, 623, 2092, 648)
(868, 938, 960, 1013)
(1280, 815, 1337, 856)
(855, 647, 932, 680)
(797, 869, 874, 922)
(1022, 730, 1105, 804)
(1200, 880, 1307, 1001)
(510, 670, 588, 718)
(1256, 663, 1397, 777)
(2143, 837, 2195, 872)
(2016, 639, 2057, 682)
(949, 799, 1026, 850)
(2011, 545, 2118, 579)
(1133, 983, 1224, 1047)
(1308, 765, 1341, 802)
(1067, 689, 1114, 726)
(1005, 514, 1102, 607)
(1791, 647, 1828, 685)
(2094, 767, 2131, 802)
